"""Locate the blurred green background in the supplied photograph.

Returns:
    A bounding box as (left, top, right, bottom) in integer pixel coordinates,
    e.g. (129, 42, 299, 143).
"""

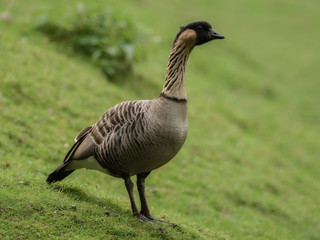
(0, 0, 319, 239)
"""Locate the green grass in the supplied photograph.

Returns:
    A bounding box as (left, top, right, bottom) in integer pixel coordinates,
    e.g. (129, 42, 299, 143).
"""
(1, 0, 319, 239)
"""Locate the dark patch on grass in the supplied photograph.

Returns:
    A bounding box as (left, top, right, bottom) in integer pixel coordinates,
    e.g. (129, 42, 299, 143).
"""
(28, 203, 44, 212)
(1, 162, 10, 170)
(219, 108, 250, 130)
(106, 228, 137, 238)
(226, 192, 292, 222)
(49, 184, 125, 213)
(249, 181, 281, 196)
(265, 182, 281, 195)
(261, 84, 276, 100)
(7, 80, 31, 104)
(149, 226, 179, 240)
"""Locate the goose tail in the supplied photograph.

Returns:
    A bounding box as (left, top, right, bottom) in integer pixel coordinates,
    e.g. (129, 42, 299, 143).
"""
(47, 126, 93, 184)
(46, 161, 74, 184)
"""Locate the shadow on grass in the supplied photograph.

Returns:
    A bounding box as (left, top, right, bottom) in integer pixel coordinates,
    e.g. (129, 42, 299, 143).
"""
(50, 184, 126, 212)
(49, 184, 204, 239)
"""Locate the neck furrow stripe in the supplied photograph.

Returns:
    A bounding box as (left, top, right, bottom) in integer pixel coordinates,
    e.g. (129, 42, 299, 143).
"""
(165, 76, 179, 91)
(159, 92, 187, 102)
(169, 45, 187, 62)
(161, 39, 194, 100)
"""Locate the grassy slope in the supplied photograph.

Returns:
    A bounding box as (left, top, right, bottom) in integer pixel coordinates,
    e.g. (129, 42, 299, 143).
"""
(1, 0, 319, 239)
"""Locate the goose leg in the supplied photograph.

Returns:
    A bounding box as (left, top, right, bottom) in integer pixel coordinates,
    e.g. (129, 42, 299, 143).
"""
(136, 172, 152, 218)
(137, 172, 177, 227)
(124, 177, 150, 222)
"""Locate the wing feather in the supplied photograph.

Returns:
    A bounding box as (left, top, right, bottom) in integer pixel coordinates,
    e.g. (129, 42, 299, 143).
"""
(90, 100, 150, 170)
(63, 100, 149, 170)
(74, 126, 92, 142)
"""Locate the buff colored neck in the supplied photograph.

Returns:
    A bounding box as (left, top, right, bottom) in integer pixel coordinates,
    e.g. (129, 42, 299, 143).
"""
(161, 29, 196, 100)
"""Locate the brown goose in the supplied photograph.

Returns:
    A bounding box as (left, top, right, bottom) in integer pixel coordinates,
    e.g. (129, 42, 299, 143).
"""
(47, 21, 224, 223)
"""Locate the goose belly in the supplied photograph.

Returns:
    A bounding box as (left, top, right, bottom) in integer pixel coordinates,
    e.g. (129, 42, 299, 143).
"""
(130, 129, 188, 174)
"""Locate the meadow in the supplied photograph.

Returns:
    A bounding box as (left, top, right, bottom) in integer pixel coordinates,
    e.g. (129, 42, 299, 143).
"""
(0, 0, 319, 239)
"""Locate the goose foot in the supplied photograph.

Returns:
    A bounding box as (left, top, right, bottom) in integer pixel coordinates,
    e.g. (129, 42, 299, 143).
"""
(142, 213, 177, 227)
(134, 213, 154, 223)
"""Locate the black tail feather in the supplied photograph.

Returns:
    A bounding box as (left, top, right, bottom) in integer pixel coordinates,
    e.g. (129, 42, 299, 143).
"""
(47, 128, 91, 184)
(46, 162, 74, 184)
(47, 129, 91, 184)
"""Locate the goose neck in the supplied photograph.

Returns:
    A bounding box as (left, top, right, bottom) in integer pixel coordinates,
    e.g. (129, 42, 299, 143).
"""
(161, 42, 194, 100)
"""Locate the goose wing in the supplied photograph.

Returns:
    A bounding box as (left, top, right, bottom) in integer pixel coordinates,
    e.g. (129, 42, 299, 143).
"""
(65, 100, 149, 164)
(89, 100, 147, 145)
(63, 126, 94, 162)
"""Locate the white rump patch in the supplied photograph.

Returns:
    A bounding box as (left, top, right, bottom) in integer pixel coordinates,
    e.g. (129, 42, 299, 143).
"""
(65, 157, 109, 174)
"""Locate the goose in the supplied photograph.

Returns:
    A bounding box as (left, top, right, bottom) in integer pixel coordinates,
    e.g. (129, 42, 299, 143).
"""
(47, 21, 224, 224)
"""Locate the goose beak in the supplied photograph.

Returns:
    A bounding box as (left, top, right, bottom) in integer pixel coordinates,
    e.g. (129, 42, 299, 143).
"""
(209, 29, 225, 40)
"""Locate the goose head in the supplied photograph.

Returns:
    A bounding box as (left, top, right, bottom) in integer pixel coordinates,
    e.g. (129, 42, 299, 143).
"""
(174, 21, 224, 46)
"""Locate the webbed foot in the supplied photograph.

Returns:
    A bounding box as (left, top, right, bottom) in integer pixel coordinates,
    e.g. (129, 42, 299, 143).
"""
(141, 212, 177, 227)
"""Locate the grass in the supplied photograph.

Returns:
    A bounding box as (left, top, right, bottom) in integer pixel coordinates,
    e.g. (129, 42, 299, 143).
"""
(1, 0, 319, 239)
